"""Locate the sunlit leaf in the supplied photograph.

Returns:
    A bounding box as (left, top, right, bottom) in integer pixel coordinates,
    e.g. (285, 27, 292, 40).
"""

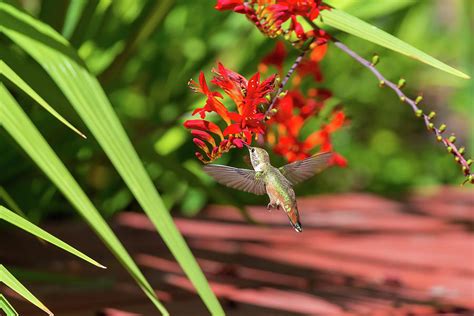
(0, 61, 86, 138)
(0, 294, 19, 316)
(0, 205, 105, 269)
(319, 8, 470, 79)
(0, 84, 168, 315)
(0, 3, 223, 314)
(0, 265, 52, 316)
(325, 0, 416, 19)
(61, 0, 88, 39)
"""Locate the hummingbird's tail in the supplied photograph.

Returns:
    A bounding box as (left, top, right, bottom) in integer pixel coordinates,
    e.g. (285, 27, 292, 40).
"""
(287, 206, 302, 233)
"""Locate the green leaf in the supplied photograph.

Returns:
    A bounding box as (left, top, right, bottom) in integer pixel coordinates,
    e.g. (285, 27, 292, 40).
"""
(61, 0, 88, 39)
(324, 0, 416, 20)
(0, 294, 19, 316)
(0, 186, 25, 217)
(0, 205, 105, 269)
(319, 8, 470, 79)
(0, 265, 52, 316)
(0, 60, 86, 138)
(0, 3, 223, 315)
(0, 84, 168, 315)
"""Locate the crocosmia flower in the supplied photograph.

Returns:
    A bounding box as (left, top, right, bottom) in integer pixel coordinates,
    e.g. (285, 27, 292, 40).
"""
(215, 0, 331, 47)
(267, 89, 346, 165)
(258, 42, 347, 165)
(184, 63, 277, 163)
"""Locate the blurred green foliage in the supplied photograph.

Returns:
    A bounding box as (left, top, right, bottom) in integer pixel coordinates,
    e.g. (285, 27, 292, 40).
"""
(0, 0, 472, 221)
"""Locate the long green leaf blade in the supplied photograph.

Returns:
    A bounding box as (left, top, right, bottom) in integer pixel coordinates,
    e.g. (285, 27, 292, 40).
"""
(0, 3, 224, 314)
(0, 294, 19, 316)
(0, 84, 168, 315)
(61, 0, 88, 39)
(0, 265, 52, 316)
(320, 8, 470, 79)
(0, 60, 86, 138)
(0, 205, 105, 269)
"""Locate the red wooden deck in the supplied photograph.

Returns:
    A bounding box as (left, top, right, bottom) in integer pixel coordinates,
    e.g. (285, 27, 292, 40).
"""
(1, 186, 473, 315)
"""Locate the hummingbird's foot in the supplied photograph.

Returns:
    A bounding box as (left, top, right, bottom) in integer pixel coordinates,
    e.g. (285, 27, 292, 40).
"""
(267, 202, 277, 211)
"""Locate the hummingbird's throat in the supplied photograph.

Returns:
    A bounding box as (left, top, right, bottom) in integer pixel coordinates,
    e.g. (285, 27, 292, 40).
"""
(253, 162, 266, 171)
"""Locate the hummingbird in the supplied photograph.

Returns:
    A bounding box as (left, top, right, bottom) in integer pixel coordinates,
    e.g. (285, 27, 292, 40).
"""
(203, 145, 332, 232)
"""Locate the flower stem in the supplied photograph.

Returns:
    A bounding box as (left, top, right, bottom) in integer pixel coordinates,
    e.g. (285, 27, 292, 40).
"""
(265, 47, 308, 119)
(303, 23, 472, 183)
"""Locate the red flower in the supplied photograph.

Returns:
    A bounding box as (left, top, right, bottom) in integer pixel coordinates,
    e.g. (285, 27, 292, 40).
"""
(267, 89, 346, 165)
(185, 63, 277, 163)
(302, 111, 347, 166)
(215, 0, 331, 47)
(188, 72, 231, 125)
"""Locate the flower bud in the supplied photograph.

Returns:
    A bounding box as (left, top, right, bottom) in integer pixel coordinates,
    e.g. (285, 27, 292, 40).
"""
(371, 54, 380, 66)
(436, 135, 443, 142)
(415, 95, 423, 105)
(439, 124, 446, 133)
(274, 76, 281, 87)
(378, 80, 385, 87)
(447, 146, 453, 153)
(397, 78, 406, 89)
(467, 159, 473, 166)
(459, 147, 465, 155)
(455, 156, 460, 162)
(270, 108, 278, 114)
(415, 109, 423, 117)
(428, 122, 434, 130)
(448, 135, 456, 143)
(400, 96, 406, 102)
(428, 111, 436, 119)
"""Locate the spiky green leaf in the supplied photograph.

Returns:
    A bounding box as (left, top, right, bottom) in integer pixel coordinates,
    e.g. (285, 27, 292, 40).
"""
(319, 8, 470, 79)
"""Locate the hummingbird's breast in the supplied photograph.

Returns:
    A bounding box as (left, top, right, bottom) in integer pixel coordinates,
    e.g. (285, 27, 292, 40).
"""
(264, 166, 296, 209)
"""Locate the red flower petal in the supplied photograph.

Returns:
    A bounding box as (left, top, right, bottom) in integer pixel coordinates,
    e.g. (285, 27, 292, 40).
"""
(330, 153, 347, 167)
(193, 138, 211, 155)
(310, 43, 328, 62)
(215, 0, 243, 11)
(184, 120, 224, 140)
(223, 123, 243, 136)
(208, 97, 231, 125)
(327, 111, 345, 132)
(232, 138, 244, 148)
(228, 112, 243, 122)
(191, 130, 216, 147)
(199, 72, 209, 94)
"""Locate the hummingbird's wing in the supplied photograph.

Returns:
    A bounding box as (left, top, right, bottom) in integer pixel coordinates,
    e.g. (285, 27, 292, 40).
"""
(203, 164, 266, 195)
(279, 152, 333, 185)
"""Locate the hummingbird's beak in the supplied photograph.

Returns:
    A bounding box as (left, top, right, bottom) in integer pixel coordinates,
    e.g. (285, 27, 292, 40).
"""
(243, 142, 250, 149)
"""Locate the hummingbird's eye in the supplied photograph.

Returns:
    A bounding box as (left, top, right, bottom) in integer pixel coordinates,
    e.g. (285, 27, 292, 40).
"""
(251, 148, 255, 153)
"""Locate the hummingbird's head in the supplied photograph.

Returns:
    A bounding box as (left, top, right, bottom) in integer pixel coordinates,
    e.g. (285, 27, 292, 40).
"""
(246, 145, 270, 171)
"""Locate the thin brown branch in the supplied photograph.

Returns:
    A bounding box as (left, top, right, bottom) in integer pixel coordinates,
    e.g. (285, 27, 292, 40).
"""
(264, 47, 309, 119)
(330, 39, 473, 184)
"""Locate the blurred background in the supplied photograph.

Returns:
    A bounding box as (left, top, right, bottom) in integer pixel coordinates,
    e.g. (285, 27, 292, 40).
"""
(1, 0, 472, 222)
(0, 0, 473, 315)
